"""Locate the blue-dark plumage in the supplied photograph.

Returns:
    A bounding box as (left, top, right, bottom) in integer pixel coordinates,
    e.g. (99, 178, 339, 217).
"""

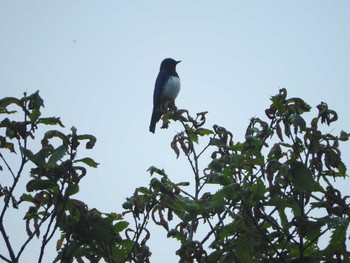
(149, 58, 181, 133)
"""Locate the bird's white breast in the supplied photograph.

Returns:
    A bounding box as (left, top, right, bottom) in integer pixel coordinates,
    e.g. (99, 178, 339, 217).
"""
(162, 76, 181, 100)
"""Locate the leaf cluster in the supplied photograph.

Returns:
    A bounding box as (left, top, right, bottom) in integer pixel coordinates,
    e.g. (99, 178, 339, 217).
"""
(124, 88, 350, 262)
(0, 92, 143, 263)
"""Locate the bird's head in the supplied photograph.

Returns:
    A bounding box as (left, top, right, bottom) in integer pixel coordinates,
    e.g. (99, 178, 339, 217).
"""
(160, 58, 181, 71)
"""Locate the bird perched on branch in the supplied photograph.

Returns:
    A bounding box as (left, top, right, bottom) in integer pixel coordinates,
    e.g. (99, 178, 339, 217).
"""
(149, 58, 181, 133)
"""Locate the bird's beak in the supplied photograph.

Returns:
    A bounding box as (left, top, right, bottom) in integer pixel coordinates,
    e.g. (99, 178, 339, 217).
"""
(176, 60, 181, 64)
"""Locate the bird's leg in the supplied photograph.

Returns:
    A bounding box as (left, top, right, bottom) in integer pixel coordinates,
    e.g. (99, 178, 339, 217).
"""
(168, 99, 177, 111)
(160, 99, 177, 113)
(160, 99, 178, 130)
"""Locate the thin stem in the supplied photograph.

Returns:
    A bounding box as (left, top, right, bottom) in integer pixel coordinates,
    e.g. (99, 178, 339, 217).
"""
(0, 253, 12, 263)
(0, 220, 16, 262)
(0, 153, 16, 180)
(0, 144, 27, 263)
(197, 138, 214, 159)
(242, 201, 286, 262)
(16, 207, 53, 260)
(201, 207, 230, 245)
(38, 172, 70, 262)
(0, 94, 29, 263)
(127, 202, 154, 261)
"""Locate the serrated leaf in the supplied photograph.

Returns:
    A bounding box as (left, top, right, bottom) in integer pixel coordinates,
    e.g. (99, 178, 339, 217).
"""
(215, 183, 240, 201)
(326, 222, 349, 260)
(172, 196, 199, 221)
(287, 97, 311, 114)
(207, 172, 232, 186)
(289, 114, 306, 131)
(75, 157, 99, 168)
(26, 179, 57, 192)
(197, 128, 213, 136)
(189, 133, 198, 143)
(210, 138, 226, 147)
(304, 220, 323, 242)
(147, 166, 167, 176)
(47, 145, 67, 167)
(22, 148, 39, 165)
(28, 109, 41, 123)
(339, 130, 349, 141)
(290, 161, 323, 192)
(27, 90, 44, 110)
(38, 117, 65, 127)
(0, 97, 22, 108)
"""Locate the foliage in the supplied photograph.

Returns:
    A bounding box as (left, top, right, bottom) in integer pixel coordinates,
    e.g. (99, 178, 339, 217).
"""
(0, 92, 147, 263)
(124, 88, 350, 262)
(1, 89, 349, 263)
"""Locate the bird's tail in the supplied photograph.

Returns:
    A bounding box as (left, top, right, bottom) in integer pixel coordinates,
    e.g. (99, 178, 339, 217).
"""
(149, 110, 162, 133)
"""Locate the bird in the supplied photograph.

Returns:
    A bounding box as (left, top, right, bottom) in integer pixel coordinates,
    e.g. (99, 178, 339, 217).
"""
(149, 58, 181, 133)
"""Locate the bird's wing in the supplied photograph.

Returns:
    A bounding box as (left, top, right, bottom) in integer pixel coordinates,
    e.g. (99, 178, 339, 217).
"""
(153, 69, 169, 107)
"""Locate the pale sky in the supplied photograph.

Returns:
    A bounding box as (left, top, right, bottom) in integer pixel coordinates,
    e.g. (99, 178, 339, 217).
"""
(1, 1, 350, 262)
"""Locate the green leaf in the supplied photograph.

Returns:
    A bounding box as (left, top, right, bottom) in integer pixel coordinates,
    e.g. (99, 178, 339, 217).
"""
(20, 193, 34, 203)
(66, 184, 79, 196)
(28, 109, 41, 123)
(114, 221, 129, 232)
(196, 128, 213, 136)
(0, 97, 22, 108)
(336, 161, 347, 177)
(289, 114, 306, 131)
(167, 229, 185, 241)
(27, 90, 44, 110)
(286, 97, 311, 114)
(26, 179, 57, 192)
(279, 207, 288, 229)
(22, 148, 44, 166)
(207, 172, 232, 186)
(44, 130, 69, 144)
(137, 186, 150, 194)
(172, 196, 199, 221)
(118, 239, 134, 250)
(303, 220, 323, 243)
(339, 130, 349, 141)
(189, 133, 198, 143)
(175, 181, 190, 187)
(290, 161, 323, 192)
(147, 166, 167, 177)
(235, 236, 255, 263)
(38, 117, 65, 127)
(47, 145, 67, 167)
(200, 194, 225, 212)
(209, 138, 226, 147)
(75, 157, 99, 168)
(324, 222, 349, 261)
(270, 93, 285, 113)
(215, 183, 241, 202)
(77, 134, 97, 149)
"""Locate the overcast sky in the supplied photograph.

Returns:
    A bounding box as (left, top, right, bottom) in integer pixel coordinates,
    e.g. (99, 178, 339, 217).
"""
(1, 1, 350, 262)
